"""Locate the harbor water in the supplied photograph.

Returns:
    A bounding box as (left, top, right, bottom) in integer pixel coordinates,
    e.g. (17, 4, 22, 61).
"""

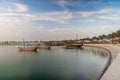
(0, 46, 109, 80)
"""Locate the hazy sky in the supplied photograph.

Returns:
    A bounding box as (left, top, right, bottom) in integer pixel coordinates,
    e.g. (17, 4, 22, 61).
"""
(0, 0, 120, 41)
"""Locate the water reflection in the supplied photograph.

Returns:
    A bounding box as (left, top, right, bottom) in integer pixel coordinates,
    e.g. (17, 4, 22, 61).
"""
(18, 50, 38, 54)
(83, 47, 108, 58)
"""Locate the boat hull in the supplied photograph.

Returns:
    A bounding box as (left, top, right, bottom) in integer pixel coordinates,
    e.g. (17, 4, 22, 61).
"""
(18, 47, 37, 51)
(66, 44, 83, 49)
(37, 45, 51, 49)
(38, 46, 51, 49)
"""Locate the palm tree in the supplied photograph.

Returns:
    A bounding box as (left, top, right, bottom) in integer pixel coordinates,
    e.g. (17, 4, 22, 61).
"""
(116, 29, 120, 43)
(91, 36, 100, 43)
(98, 35, 104, 40)
(112, 32, 118, 43)
(107, 32, 117, 43)
(102, 34, 107, 39)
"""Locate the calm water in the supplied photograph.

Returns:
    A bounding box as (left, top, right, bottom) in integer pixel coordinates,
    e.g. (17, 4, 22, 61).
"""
(0, 46, 109, 80)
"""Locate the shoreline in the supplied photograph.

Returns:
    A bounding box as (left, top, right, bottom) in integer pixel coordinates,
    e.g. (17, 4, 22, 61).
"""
(84, 44, 120, 80)
(83, 45, 113, 80)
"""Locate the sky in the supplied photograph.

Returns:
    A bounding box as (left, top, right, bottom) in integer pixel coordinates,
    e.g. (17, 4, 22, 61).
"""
(0, 0, 120, 41)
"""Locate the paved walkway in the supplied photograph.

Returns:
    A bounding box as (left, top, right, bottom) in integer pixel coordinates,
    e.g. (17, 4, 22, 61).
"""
(84, 44, 120, 80)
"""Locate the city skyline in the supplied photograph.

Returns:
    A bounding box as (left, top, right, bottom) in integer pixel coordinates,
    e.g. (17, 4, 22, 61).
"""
(0, 0, 120, 41)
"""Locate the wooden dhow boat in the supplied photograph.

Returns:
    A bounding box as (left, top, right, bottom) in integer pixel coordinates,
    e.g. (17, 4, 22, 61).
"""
(37, 43, 51, 49)
(66, 43, 83, 49)
(18, 38, 37, 51)
(18, 47, 37, 51)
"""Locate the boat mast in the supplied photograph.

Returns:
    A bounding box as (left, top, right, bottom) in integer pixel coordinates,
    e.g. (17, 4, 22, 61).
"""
(23, 38, 25, 48)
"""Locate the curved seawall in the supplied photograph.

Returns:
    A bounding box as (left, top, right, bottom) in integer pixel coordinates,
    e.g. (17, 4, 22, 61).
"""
(84, 44, 120, 80)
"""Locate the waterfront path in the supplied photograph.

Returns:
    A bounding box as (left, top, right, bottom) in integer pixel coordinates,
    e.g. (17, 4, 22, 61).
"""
(84, 44, 120, 80)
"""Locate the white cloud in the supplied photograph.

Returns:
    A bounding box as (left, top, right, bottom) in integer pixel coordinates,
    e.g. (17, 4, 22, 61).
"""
(7, 3, 28, 12)
(0, 10, 73, 24)
(57, 0, 76, 7)
(0, 13, 34, 26)
(0, 1, 28, 13)
(34, 10, 73, 24)
(12, 3, 28, 12)
(97, 15, 120, 20)
(0, 1, 30, 24)
(58, 0, 70, 7)
(76, 8, 110, 17)
(73, 8, 120, 25)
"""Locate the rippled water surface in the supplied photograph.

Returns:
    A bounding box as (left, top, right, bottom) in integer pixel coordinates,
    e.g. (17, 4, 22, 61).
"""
(0, 46, 109, 80)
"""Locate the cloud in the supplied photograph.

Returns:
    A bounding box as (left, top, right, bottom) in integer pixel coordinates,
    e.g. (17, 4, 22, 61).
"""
(0, 10, 73, 24)
(97, 15, 120, 20)
(0, 1, 93, 25)
(8, 3, 28, 12)
(0, 0, 28, 13)
(57, 0, 77, 7)
(57, 0, 112, 11)
(75, 8, 110, 17)
(0, 0, 74, 24)
(94, 9, 120, 20)
(57, 0, 99, 7)
(0, 13, 34, 26)
(72, 8, 120, 25)
(58, 0, 70, 7)
(1, 1, 117, 24)
(36, 10, 73, 24)
(1, 0, 119, 24)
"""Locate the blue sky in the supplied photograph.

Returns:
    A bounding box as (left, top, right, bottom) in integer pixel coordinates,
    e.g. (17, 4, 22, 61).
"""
(0, 0, 120, 41)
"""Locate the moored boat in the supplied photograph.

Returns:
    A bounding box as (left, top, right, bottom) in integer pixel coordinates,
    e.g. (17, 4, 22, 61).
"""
(66, 43, 83, 49)
(37, 44, 51, 49)
(18, 47, 37, 51)
(18, 38, 38, 51)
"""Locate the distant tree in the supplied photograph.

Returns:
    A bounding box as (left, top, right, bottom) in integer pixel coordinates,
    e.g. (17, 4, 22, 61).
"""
(107, 33, 116, 43)
(98, 35, 103, 40)
(92, 36, 99, 41)
(116, 29, 120, 43)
